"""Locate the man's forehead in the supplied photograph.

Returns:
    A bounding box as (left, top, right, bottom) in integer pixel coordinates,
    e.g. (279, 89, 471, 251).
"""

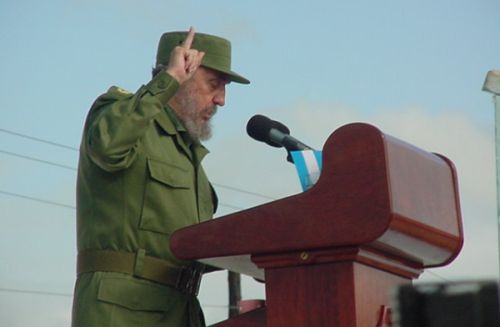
(199, 67, 230, 84)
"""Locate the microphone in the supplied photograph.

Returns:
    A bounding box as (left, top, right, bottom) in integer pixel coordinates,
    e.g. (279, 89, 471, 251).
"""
(246, 115, 313, 162)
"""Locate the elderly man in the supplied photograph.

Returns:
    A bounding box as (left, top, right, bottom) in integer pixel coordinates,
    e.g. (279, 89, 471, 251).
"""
(71, 28, 249, 327)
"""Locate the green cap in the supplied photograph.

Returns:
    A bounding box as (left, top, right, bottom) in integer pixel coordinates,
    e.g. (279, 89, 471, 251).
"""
(156, 31, 250, 84)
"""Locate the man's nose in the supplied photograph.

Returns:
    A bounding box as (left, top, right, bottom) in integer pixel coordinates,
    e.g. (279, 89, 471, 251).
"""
(213, 87, 226, 107)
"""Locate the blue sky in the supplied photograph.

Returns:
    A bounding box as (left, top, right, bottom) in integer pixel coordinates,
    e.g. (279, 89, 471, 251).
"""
(1, 0, 499, 325)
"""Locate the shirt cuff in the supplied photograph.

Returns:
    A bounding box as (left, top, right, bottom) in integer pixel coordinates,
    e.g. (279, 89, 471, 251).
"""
(145, 70, 180, 104)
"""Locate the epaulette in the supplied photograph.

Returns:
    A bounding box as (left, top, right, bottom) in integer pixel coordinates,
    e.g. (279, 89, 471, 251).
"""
(107, 86, 133, 96)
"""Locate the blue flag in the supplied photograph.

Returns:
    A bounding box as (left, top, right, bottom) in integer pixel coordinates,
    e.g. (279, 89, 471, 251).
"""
(291, 150, 323, 191)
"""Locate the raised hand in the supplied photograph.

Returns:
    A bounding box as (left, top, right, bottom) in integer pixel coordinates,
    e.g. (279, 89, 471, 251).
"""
(166, 27, 205, 84)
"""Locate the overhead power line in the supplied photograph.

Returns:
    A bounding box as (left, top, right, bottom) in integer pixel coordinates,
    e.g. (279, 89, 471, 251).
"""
(0, 128, 79, 151)
(0, 287, 71, 298)
(217, 202, 244, 211)
(0, 127, 270, 209)
(0, 128, 455, 295)
(0, 287, 237, 309)
(0, 190, 76, 209)
(0, 189, 243, 212)
(212, 182, 275, 201)
(425, 270, 451, 282)
(0, 149, 76, 171)
(0, 146, 276, 200)
(0, 191, 452, 283)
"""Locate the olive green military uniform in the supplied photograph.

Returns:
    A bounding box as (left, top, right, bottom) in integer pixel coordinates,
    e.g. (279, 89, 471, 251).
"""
(71, 70, 217, 327)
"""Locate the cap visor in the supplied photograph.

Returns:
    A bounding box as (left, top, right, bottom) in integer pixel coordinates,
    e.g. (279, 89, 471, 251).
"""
(202, 63, 250, 84)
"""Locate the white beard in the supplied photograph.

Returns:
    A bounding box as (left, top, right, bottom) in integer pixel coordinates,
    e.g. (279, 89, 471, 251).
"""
(174, 83, 217, 141)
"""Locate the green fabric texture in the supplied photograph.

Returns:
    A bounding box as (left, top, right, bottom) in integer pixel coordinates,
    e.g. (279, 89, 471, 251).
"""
(72, 272, 205, 327)
(156, 32, 250, 84)
(72, 70, 216, 327)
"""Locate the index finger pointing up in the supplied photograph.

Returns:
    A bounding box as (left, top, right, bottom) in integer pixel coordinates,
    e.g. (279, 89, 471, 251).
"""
(182, 27, 196, 49)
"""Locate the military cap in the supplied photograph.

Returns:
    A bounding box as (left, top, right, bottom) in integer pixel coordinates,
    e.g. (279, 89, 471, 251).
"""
(156, 31, 250, 84)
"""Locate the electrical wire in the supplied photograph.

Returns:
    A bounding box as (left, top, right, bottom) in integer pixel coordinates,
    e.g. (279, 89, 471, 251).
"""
(0, 186, 452, 284)
(0, 128, 79, 151)
(0, 190, 75, 209)
(0, 144, 276, 200)
(0, 149, 77, 171)
(424, 270, 452, 282)
(0, 287, 71, 298)
(0, 287, 238, 309)
(0, 128, 270, 209)
(0, 189, 243, 211)
(212, 182, 275, 201)
(0, 128, 455, 285)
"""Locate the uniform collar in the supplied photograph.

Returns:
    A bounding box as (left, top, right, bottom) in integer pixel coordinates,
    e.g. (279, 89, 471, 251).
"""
(154, 105, 185, 135)
(154, 105, 210, 164)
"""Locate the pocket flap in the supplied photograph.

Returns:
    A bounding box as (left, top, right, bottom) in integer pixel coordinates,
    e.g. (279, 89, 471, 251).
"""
(147, 158, 190, 189)
(97, 277, 175, 312)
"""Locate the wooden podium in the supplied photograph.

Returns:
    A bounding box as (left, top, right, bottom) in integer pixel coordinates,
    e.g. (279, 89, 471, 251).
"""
(170, 123, 463, 327)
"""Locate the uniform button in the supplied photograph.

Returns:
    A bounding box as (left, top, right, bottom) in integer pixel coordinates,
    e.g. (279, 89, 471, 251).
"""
(158, 79, 166, 89)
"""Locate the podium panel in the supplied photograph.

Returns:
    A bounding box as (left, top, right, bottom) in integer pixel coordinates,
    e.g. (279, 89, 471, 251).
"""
(170, 123, 463, 327)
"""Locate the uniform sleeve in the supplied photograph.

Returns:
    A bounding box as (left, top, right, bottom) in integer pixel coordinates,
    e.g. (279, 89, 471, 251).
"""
(84, 71, 179, 172)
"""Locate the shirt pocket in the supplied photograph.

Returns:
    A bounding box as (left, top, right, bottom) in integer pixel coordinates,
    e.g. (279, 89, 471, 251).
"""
(139, 157, 197, 235)
(97, 276, 175, 312)
(97, 276, 177, 327)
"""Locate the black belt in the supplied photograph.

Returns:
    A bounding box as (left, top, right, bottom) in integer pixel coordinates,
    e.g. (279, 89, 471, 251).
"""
(77, 250, 204, 296)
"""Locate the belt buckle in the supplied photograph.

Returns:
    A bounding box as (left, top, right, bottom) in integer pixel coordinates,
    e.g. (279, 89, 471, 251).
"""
(176, 266, 203, 296)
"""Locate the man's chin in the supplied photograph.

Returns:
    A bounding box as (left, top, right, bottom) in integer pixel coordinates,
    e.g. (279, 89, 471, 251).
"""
(199, 125, 213, 141)
(186, 120, 212, 141)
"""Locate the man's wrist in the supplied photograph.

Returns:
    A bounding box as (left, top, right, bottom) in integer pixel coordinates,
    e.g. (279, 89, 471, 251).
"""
(165, 67, 183, 84)
(146, 70, 180, 104)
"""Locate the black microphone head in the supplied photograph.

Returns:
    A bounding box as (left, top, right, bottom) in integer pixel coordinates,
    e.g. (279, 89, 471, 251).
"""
(246, 115, 290, 148)
(272, 120, 290, 135)
(246, 115, 271, 142)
